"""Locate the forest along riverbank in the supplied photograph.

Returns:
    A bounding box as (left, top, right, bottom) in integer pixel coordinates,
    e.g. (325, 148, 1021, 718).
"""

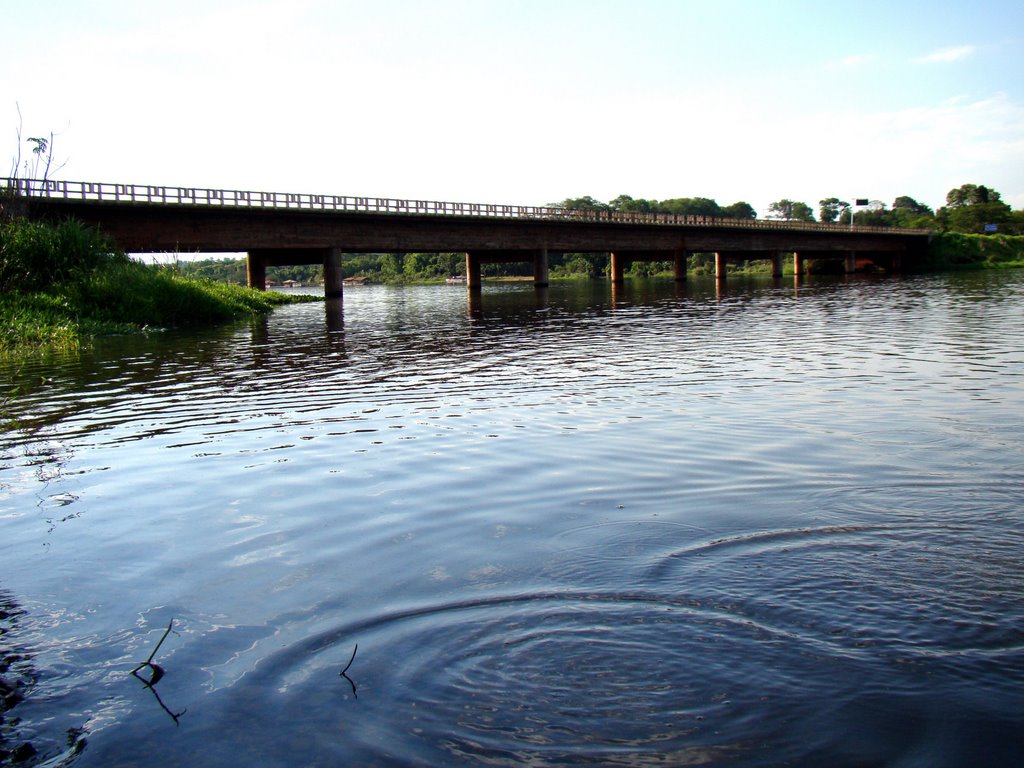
(175, 231, 1024, 286)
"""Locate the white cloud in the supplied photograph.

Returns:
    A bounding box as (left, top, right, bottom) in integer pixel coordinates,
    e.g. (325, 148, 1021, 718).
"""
(916, 45, 975, 64)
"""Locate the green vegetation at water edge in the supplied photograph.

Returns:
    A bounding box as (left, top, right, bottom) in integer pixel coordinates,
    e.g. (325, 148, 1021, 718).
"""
(920, 232, 1024, 270)
(1, 218, 317, 355)
(172, 236, 1024, 288)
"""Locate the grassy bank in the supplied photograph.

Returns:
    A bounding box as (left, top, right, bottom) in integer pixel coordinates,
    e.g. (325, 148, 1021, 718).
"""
(1, 218, 317, 356)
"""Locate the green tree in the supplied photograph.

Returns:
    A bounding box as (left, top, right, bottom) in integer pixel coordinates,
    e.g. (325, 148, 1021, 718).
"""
(945, 202, 1013, 233)
(180, 257, 248, 283)
(1010, 209, 1024, 235)
(889, 196, 935, 228)
(555, 252, 606, 277)
(609, 194, 655, 212)
(892, 196, 933, 216)
(403, 252, 433, 278)
(852, 201, 891, 227)
(818, 198, 849, 224)
(344, 253, 386, 277)
(945, 184, 1002, 208)
(657, 197, 722, 217)
(555, 196, 610, 211)
(768, 199, 815, 222)
(939, 184, 1013, 233)
(720, 201, 757, 219)
(378, 253, 404, 277)
(562, 195, 755, 220)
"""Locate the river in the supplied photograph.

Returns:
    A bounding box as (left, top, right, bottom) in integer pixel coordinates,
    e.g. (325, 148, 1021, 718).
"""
(2, 272, 1023, 767)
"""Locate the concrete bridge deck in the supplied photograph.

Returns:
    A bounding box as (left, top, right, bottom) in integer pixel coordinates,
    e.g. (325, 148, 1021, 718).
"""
(7, 178, 932, 296)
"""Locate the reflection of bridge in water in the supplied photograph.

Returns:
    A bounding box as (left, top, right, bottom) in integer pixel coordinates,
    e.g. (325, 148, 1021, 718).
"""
(9, 178, 932, 298)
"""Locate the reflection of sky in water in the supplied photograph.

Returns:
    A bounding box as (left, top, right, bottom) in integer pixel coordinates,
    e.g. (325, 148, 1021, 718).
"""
(1, 272, 1023, 766)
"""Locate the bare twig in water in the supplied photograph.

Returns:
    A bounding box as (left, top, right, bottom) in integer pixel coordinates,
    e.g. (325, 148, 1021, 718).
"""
(147, 619, 175, 663)
(340, 643, 358, 698)
(130, 619, 186, 724)
(131, 618, 175, 686)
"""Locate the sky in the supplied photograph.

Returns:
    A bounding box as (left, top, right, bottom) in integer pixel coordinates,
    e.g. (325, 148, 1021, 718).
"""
(3, 0, 1023, 217)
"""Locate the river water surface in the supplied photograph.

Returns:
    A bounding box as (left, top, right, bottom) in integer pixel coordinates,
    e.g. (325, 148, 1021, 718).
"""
(2, 273, 1023, 767)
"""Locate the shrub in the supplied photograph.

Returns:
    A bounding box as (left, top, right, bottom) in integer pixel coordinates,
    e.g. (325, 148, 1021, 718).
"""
(1, 217, 318, 355)
(926, 233, 1024, 270)
(0, 218, 121, 292)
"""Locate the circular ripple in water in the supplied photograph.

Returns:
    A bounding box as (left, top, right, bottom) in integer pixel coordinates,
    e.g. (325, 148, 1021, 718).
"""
(544, 519, 706, 583)
(184, 591, 889, 767)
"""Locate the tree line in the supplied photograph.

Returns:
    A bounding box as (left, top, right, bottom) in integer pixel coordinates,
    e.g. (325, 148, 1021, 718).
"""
(558, 183, 1022, 235)
(558, 194, 758, 221)
(803, 184, 1020, 234)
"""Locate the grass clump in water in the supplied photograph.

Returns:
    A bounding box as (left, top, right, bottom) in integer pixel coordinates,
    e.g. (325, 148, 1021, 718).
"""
(1, 217, 316, 355)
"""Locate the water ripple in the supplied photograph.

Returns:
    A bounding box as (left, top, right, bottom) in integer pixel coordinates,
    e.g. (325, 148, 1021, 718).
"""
(3, 274, 1024, 766)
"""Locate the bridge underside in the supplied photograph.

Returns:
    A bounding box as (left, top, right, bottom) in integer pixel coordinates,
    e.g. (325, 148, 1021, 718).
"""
(246, 246, 906, 296)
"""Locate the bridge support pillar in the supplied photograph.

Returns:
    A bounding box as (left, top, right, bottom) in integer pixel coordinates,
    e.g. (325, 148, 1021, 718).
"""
(715, 252, 726, 281)
(793, 252, 804, 276)
(610, 252, 626, 283)
(466, 252, 482, 290)
(324, 247, 344, 299)
(246, 251, 267, 291)
(673, 250, 687, 282)
(845, 252, 857, 274)
(534, 248, 549, 288)
(772, 251, 784, 278)
(326, 297, 344, 331)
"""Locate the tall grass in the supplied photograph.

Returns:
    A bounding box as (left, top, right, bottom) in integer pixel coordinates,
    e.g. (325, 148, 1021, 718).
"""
(69, 260, 301, 326)
(1, 217, 316, 356)
(0, 218, 119, 292)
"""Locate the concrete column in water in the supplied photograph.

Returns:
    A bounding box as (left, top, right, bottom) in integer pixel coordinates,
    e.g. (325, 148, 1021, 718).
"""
(533, 248, 549, 288)
(465, 252, 482, 290)
(673, 250, 687, 282)
(325, 297, 344, 332)
(845, 252, 857, 274)
(771, 250, 784, 278)
(246, 251, 267, 291)
(323, 247, 344, 299)
(715, 252, 726, 281)
(610, 252, 626, 284)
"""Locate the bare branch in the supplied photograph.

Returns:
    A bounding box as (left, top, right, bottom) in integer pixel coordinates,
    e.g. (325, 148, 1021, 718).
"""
(9, 105, 68, 181)
(10, 102, 24, 179)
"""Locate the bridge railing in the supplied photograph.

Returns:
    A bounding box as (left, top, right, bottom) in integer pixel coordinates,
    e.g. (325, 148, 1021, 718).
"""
(4, 178, 924, 235)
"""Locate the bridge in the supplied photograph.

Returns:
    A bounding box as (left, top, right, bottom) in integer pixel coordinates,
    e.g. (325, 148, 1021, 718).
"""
(6, 178, 932, 297)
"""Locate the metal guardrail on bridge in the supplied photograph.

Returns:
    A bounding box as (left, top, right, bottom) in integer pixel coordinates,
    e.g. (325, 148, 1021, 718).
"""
(4, 178, 925, 235)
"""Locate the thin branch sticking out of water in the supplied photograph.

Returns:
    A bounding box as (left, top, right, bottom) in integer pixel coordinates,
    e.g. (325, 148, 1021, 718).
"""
(131, 619, 174, 686)
(340, 643, 358, 698)
(131, 619, 187, 725)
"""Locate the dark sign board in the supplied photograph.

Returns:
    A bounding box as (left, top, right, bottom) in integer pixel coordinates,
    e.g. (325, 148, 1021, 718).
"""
(855, 199, 870, 206)
(984, 224, 999, 233)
